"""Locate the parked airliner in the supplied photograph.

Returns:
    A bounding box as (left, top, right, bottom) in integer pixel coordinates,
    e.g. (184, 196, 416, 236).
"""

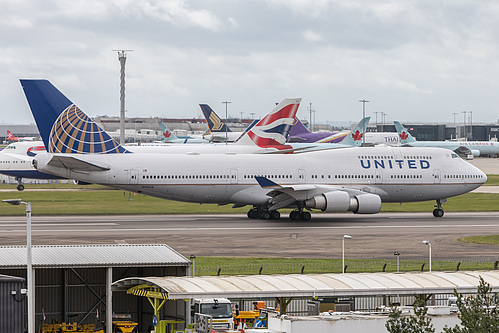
(6, 130, 38, 142)
(199, 104, 245, 142)
(22, 79, 486, 219)
(0, 141, 63, 190)
(157, 122, 208, 144)
(394, 121, 499, 157)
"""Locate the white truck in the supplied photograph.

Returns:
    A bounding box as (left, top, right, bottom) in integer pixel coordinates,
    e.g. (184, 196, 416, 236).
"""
(192, 298, 234, 330)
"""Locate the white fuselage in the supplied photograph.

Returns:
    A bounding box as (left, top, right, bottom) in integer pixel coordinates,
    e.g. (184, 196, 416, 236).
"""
(34, 146, 486, 207)
(0, 141, 60, 179)
(408, 140, 499, 156)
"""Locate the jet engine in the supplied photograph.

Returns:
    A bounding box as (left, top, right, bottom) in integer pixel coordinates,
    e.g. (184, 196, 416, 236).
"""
(304, 191, 381, 214)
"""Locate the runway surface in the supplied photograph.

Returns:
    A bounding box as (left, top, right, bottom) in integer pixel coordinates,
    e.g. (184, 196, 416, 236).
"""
(1, 212, 498, 261)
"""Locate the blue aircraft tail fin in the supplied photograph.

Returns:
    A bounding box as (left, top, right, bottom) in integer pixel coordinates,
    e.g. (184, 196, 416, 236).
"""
(20, 79, 128, 154)
(199, 104, 232, 133)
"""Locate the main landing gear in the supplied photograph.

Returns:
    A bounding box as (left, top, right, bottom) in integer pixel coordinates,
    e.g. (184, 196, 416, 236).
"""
(289, 210, 311, 221)
(433, 199, 445, 217)
(247, 208, 280, 220)
(15, 177, 24, 191)
(247, 207, 312, 221)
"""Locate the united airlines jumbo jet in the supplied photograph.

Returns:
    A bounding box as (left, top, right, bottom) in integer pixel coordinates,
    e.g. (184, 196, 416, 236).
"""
(22, 79, 486, 219)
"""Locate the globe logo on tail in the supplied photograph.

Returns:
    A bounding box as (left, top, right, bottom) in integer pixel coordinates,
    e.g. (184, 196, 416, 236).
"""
(48, 105, 128, 154)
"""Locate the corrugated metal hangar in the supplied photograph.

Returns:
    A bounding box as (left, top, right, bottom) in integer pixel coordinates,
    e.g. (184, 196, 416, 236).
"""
(0, 244, 190, 333)
(0, 274, 25, 333)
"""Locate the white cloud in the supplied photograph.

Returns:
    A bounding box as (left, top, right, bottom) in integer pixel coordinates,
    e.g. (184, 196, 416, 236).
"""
(303, 30, 324, 42)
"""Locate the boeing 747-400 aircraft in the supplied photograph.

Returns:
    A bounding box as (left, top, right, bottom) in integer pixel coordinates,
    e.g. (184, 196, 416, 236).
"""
(22, 79, 486, 219)
(394, 121, 499, 158)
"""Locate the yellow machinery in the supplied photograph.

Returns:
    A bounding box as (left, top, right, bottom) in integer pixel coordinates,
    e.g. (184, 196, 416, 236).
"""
(112, 314, 138, 333)
(41, 322, 104, 333)
(233, 301, 266, 328)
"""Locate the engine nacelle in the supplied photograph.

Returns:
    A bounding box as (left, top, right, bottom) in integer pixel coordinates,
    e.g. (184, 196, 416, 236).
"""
(305, 191, 381, 214)
(350, 193, 382, 214)
(470, 149, 480, 157)
(73, 180, 93, 186)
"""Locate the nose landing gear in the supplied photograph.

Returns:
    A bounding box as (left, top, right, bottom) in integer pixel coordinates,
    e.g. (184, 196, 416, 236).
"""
(433, 199, 445, 217)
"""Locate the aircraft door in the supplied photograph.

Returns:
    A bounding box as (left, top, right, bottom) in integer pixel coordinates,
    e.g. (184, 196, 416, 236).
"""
(129, 169, 139, 184)
(433, 169, 441, 184)
(375, 168, 383, 184)
(298, 169, 306, 183)
(230, 169, 238, 184)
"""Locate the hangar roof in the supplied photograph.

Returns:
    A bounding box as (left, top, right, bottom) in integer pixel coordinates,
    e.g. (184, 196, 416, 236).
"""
(0, 244, 189, 269)
(113, 270, 499, 299)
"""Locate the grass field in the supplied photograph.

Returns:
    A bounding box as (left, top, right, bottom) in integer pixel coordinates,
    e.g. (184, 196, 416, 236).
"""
(485, 174, 499, 185)
(0, 185, 497, 216)
(194, 256, 496, 276)
(459, 235, 499, 246)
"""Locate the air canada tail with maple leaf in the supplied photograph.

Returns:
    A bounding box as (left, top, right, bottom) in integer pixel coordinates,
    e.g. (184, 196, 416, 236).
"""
(393, 121, 416, 144)
(338, 117, 370, 146)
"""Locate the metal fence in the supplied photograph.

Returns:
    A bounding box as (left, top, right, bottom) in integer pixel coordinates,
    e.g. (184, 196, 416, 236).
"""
(196, 258, 498, 276)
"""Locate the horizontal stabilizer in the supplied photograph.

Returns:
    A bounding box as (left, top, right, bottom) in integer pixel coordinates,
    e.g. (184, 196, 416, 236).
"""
(48, 155, 110, 171)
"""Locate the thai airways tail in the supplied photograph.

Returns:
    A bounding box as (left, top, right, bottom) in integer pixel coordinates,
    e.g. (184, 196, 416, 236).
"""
(199, 104, 232, 133)
(235, 98, 301, 147)
(339, 117, 371, 146)
(393, 121, 416, 144)
(158, 122, 180, 142)
(20, 79, 128, 154)
(288, 118, 311, 136)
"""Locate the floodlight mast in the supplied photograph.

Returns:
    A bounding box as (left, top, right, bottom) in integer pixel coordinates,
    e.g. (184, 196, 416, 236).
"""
(342, 235, 352, 274)
(2, 199, 33, 333)
(113, 49, 133, 145)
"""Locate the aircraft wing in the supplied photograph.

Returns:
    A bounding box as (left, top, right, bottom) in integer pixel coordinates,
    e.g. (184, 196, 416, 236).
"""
(254, 176, 383, 211)
(47, 155, 110, 171)
(454, 146, 472, 157)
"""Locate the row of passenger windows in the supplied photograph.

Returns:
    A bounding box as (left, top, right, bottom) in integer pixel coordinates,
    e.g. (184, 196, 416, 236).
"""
(243, 175, 292, 179)
(311, 174, 375, 179)
(0, 160, 27, 163)
(142, 174, 234, 179)
(444, 174, 484, 179)
(138, 173, 483, 181)
(390, 174, 423, 179)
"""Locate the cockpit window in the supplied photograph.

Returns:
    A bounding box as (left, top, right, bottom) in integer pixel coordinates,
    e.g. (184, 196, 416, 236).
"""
(451, 153, 459, 158)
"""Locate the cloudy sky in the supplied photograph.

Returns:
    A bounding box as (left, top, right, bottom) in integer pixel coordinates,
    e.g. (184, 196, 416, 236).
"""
(1, 0, 499, 126)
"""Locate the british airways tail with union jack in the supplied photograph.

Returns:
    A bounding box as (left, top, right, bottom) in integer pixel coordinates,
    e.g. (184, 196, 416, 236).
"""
(235, 98, 301, 148)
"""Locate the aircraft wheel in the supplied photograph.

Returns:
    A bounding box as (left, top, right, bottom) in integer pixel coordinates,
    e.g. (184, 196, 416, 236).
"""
(289, 211, 299, 220)
(17, 184, 24, 191)
(270, 211, 280, 220)
(300, 211, 311, 221)
(259, 210, 271, 219)
(433, 208, 444, 218)
(247, 209, 258, 219)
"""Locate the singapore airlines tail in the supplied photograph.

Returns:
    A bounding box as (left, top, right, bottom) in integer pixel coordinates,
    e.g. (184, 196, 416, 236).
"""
(394, 121, 417, 145)
(20, 79, 128, 154)
(199, 104, 232, 133)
